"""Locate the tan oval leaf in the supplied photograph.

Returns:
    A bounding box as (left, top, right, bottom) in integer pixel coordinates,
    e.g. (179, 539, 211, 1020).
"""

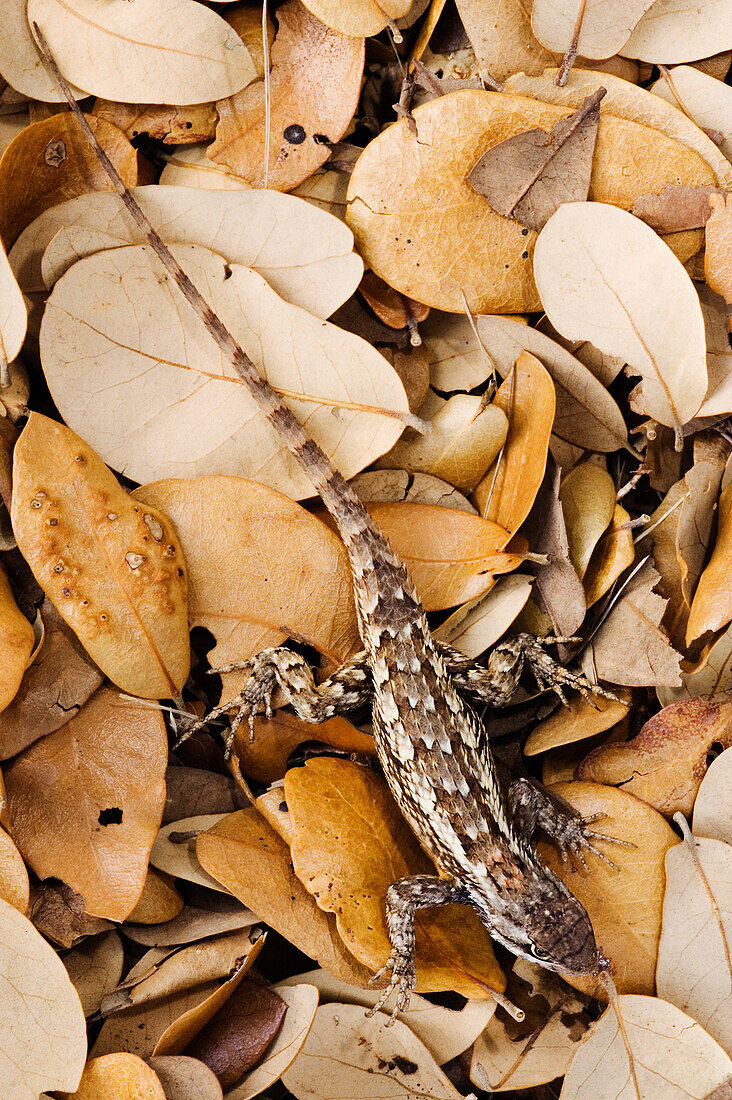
(652, 66, 732, 164)
(40, 244, 409, 495)
(123, 897, 257, 950)
(559, 463, 616, 579)
(236, 711, 375, 784)
(583, 504, 636, 608)
(0, 0, 85, 101)
(300, 0, 411, 36)
(693, 747, 732, 846)
(0, 113, 138, 248)
(27, 0, 257, 104)
(531, 0, 655, 59)
(538, 781, 677, 995)
(0, 823, 29, 913)
(534, 202, 707, 432)
(434, 573, 534, 658)
(0, 238, 25, 377)
(5, 686, 167, 921)
(351, 469, 477, 513)
(578, 696, 732, 817)
(64, 931, 125, 1017)
(0, 896, 87, 1098)
(455, 0, 559, 82)
(126, 868, 184, 925)
(0, 561, 34, 714)
(151, 816, 234, 894)
(11, 413, 190, 698)
(622, 0, 732, 62)
(210, 2, 364, 192)
(65, 1053, 166, 1099)
(285, 757, 505, 998)
(705, 193, 732, 315)
(146, 1056, 223, 1100)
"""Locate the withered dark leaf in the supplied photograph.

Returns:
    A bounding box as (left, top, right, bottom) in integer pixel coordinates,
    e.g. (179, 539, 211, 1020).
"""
(525, 461, 586, 641)
(30, 880, 115, 949)
(632, 184, 725, 233)
(466, 89, 606, 233)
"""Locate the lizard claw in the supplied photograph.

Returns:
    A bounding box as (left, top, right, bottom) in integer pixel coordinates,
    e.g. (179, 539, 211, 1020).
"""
(556, 812, 636, 873)
(366, 952, 416, 1024)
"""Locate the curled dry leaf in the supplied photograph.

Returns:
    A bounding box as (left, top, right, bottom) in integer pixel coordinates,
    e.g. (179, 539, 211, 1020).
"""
(455, 0, 559, 82)
(126, 868, 184, 925)
(236, 711, 375, 784)
(282, 1002, 465, 1100)
(377, 391, 508, 492)
(300, 0, 411, 36)
(535, 202, 706, 433)
(538, 782, 677, 995)
(705, 193, 732, 315)
(92, 100, 218, 146)
(657, 832, 732, 1053)
(652, 66, 732, 164)
(577, 696, 732, 817)
(0, 896, 87, 1099)
(687, 473, 732, 643)
(470, 958, 591, 1092)
(474, 352, 555, 534)
(11, 413, 190, 698)
(209, 1, 364, 192)
(12, 185, 363, 316)
(63, 930, 125, 1017)
(5, 686, 167, 921)
(151, 816, 234, 894)
(347, 89, 716, 314)
(0, 560, 34, 715)
(146, 1056, 224, 1100)
(694, 748, 732, 845)
(27, 0, 257, 105)
(164, 767, 249, 824)
(561, 994, 732, 1099)
(30, 880, 115, 949)
(286, 757, 505, 997)
(277, 967, 496, 1065)
(526, 462, 586, 640)
(531, 0, 655, 59)
(196, 808, 375, 986)
(123, 896, 258, 949)
(0, 112, 138, 247)
(434, 573, 534, 659)
(41, 244, 409, 494)
(0, 598, 103, 760)
(524, 689, 631, 756)
(358, 270, 430, 332)
(583, 504, 635, 608)
(64, 1053, 166, 1099)
(0, 823, 29, 913)
(622, 0, 732, 62)
(559, 463, 616, 579)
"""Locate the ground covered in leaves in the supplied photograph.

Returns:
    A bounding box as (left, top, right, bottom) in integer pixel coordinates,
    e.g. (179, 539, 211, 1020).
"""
(0, 1, 730, 1098)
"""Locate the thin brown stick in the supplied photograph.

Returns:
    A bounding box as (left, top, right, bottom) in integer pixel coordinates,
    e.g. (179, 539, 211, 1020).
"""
(556, 0, 588, 86)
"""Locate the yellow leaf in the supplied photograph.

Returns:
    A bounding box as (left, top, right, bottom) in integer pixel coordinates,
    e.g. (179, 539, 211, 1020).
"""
(64, 1053, 166, 1099)
(125, 868, 183, 926)
(524, 689, 631, 756)
(559, 463, 616, 579)
(301, 0, 411, 36)
(705, 192, 732, 316)
(0, 561, 34, 714)
(0, 823, 29, 914)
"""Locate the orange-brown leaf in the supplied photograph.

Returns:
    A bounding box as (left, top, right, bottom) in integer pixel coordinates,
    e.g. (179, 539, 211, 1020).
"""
(705, 192, 732, 317)
(236, 711, 375, 784)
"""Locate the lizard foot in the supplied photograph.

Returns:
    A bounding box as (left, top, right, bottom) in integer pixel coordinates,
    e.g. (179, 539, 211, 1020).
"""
(366, 952, 416, 1024)
(516, 634, 619, 707)
(554, 811, 636, 872)
(174, 650, 280, 755)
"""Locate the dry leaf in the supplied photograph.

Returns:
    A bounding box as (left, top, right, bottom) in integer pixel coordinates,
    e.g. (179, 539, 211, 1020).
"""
(236, 711, 375, 784)
(281, 1002, 465, 1100)
(535, 201, 707, 432)
(123, 897, 258, 949)
(0, 237, 25, 382)
(581, 562, 682, 687)
(41, 244, 409, 495)
(0, 598, 103, 760)
(146, 1057, 223, 1100)
(694, 748, 732, 845)
(277, 967, 496, 1064)
(11, 413, 190, 698)
(632, 183, 720, 232)
(538, 782, 677, 995)
(524, 690, 631, 756)
(164, 767, 249, 823)
(0, 822, 29, 913)
(30, 880, 115, 949)
(531, 0, 655, 59)
(0, 1, 86, 101)
(562, 994, 732, 1098)
(0, 896, 87, 1098)
(12, 185, 363, 316)
(209, 2, 363, 191)
(286, 757, 505, 997)
(63, 931, 125, 1017)
(64, 1053, 166, 1099)
(358, 270, 430, 331)
(705, 193, 732, 315)
(434, 573, 534, 658)
(300, 0, 411, 36)
(347, 89, 717, 313)
(577, 696, 732, 817)
(197, 808, 375, 986)
(151, 816, 234, 894)
(5, 686, 167, 921)
(583, 504, 636, 607)
(470, 958, 591, 1091)
(657, 832, 732, 1053)
(350, 469, 477, 512)
(376, 391, 508, 491)
(93, 100, 218, 146)
(456, 0, 559, 82)
(659, 624, 732, 707)
(474, 352, 555, 534)
(687, 473, 732, 642)
(559, 463, 616, 578)
(0, 560, 34, 714)
(127, 868, 184, 926)
(0, 113, 138, 247)
(526, 462, 586, 639)
(467, 90, 605, 233)
(27, 0, 257, 104)
(652, 66, 732, 163)
(622, 0, 732, 62)
(159, 146, 254, 191)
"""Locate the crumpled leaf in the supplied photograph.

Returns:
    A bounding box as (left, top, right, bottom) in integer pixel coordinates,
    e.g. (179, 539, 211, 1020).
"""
(146, 1057, 223, 1100)
(41, 244, 410, 494)
(577, 696, 732, 817)
(652, 66, 732, 164)
(299, 0, 411, 36)
(622, 0, 732, 63)
(123, 895, 257, 949)
(474, 352, 555, 534)
(524, 689, 631, 756)
(164, 767, 249, 823)
(561, 994, 732, 1099)
(281, 1002, 465, 1100)
(210, 1, 363, 192)
(0, 560, 34, 715)
(64, 1053, 166, 1099)
(705, 193, 732, 316)
(5, 686, 167, 922)
(434, 574, 534, 659)
(659, 624, 732, 708)
(0, 598, 103, 760)
(0, 112, 138, 247)
(581, 562, 682, 688)
(285, 757, 505, 997)
(531, 0, 656, 59)
(197, 808, 374, 986)
(0, 823, 29, 913)
(11, 413, 190, 699)
(583, 504, 636, 607)
(632, 183, 721, 233)
(30, 880, 115, 949)
(538, 782, 677, 995)
(27, 0, 257, 105)
(63, 931, 124, 1017)
(534, 201, 707, 432)
(657, 831, 732, 1054)
(467, 89, 605, 233)
(0, 896, 87, 1099)
(351, 469, 477, 513)
(694, 748, 732, 845)
(92, 99, 218, 146)
(559, 463, 616, 579)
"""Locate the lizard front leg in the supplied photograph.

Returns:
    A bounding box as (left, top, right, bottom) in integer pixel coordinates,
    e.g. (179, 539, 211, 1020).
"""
(367, 875, 464, 1023)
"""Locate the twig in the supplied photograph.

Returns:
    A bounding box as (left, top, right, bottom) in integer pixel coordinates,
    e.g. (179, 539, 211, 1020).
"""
(556, 0, 588, 86)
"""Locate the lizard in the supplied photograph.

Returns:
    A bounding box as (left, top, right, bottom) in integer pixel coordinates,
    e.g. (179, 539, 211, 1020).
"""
(35, 26, 623, 1018)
